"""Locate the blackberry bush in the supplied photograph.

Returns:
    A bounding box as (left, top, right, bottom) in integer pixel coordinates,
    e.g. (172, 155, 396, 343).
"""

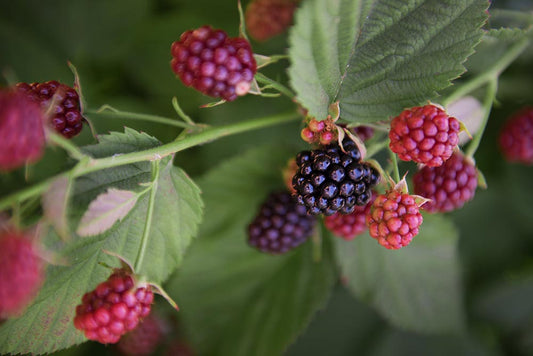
(292, 139, 380, 216)
(248, 191, 316, 254)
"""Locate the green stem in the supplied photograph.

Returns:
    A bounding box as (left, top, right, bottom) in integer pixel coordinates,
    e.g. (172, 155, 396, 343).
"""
(0, 110, 300, 211)
(465, 78, 498, 158)
(86, 108, 196, 129)
(47, 131, 88, 161)
(389, 148, 400, 183)
(365, 139, 389, 159)
(255, 73, 296, 99)
(442, 39, 529, 106)
(134, 160, 160, 272)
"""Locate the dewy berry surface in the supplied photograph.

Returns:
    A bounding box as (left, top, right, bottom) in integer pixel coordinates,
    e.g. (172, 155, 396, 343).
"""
(292, 140, 380, 216)
(389, 104, 460, 167)
(248, 191, 316, 254)
(366, 190, 423, 250)
(170, 26, 257, 101)
(498, 107, 533, 164)
(0, 230, 44, 318)
(324, 194, 375, 240)
(0, 89, 46, 171)
(16, 81, 84, 139)
(413, 151, 478, 213)
(74, 269, 154, 344)
(245, 0, 297, 42)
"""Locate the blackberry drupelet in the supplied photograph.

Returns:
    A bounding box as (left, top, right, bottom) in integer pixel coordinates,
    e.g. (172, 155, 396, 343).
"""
(292, 140, 380, 216)
(248, 191, 316, 254)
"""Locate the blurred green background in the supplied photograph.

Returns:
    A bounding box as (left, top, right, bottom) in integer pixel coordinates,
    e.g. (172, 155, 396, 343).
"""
(1, 0, 532, 355)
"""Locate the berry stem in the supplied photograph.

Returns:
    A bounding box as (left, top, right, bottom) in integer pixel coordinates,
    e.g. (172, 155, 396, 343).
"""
(389, 148, 400, 183)
(0, 110, 300, 211)
(442, 38, 528, 107)
(87, 105, 197, 130)
(47, 131, 88, 161)
(171, 97, 196, 126)
(255, 73, 296, 99)
(465, 77, 498, 159)
(134, 160, 160, 273)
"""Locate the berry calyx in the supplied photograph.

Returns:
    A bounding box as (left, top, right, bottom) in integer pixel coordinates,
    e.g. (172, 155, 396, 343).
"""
(292, 139, 381, 216)
(248, 191, 316, 254)
(116, 315, 164, 356)
(498, 107, 533, 164)
(366, 181, 424, 249)
(0, 229, 45, 318)
(413, 151, 478, 213)
(170, 26, 257, 102)
(0, 89, 46, 171)
(245, 0, 297, 42)
(389, 104, 461, 167)
(74, 269, 154, 344)
(16, 81, 84, 139)
(324, 194, 375, 240)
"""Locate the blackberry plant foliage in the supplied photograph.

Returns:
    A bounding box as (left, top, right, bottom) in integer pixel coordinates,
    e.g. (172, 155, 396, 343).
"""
(0, 0, 531, 355)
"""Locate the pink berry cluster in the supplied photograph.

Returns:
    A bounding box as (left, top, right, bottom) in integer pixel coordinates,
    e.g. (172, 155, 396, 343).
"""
(0, 229, 45, 318)
(74, 269, 154, 344)
(0, 89, 46, 171)
(300, 117, 337, 145)
(324, 194, 375, 240)
(498, 107, 533, 164)
(245, 0, 297, 42)
(171, 26, 257, 102)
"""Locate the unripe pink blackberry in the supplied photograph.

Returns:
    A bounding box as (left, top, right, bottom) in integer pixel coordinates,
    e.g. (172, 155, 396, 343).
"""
(0, 89, 46, 171)
(498, 107, 533, 164)
(17, 81, 84, 139)
(389, 104, 460, 167)
(74, 269, 154, 344)
(413, 151, 478, 213)
(116, 315, 164, 356)
(245, 0, 297, 42)
(170, 26, 257, 102)
(324, 194, 375, 240)
(366, 188, 424, 250)
(0, 230, 45, 318)
(300, 117, 338, 145)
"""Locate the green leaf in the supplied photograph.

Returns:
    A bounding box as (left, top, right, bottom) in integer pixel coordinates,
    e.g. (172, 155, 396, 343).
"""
(288, 0, 488, 123)
(334, 213, 465, 333)
(166, 145, 337, 356)
(0, 130, 203, 355)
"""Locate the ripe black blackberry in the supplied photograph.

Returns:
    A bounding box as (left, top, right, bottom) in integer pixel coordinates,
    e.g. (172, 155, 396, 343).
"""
(292, 140, 380, 216)
(170, 26, 257, 102)
(248, 191, 316, 254)
(17, 81, 84, 138)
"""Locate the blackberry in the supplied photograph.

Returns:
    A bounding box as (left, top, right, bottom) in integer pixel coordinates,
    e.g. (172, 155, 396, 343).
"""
(170, 26, 257, 102)
(0, 89, 46, 171)
(292, 141, 380, 216)
(248, 191, 316, 254)
(498, 107, 533, 164)
(17, 81, 84, 139)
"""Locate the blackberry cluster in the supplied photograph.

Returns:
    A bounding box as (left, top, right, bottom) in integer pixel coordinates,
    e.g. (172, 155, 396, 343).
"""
(292, 140, 380, 216)
(248, 191, 316, 254)
(170, 26, 257, 102)
(17, 81, 83, 138)
(74, 269, 154, 344)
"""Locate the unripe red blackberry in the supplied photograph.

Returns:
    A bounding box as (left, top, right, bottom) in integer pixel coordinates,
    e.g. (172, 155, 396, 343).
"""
(17, 81, 84, 139)
(0, 89, 46, 171)
(245, 0, 297, 42)
(366, 188, 424, 250)
(324, 194, 375, 240)
(498, 107, 533, 164)
(389, 104, 460, 167)
(413, 151, 477, 213)
(170, 26, 257, 102)
(74, 269, 154, 344)
(300, 117, 338, 145)
(248, 191, 316, 254)
(116, 315, 164, 356)
(292, 140, 380, 216)
(0, 229, 45, 318)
